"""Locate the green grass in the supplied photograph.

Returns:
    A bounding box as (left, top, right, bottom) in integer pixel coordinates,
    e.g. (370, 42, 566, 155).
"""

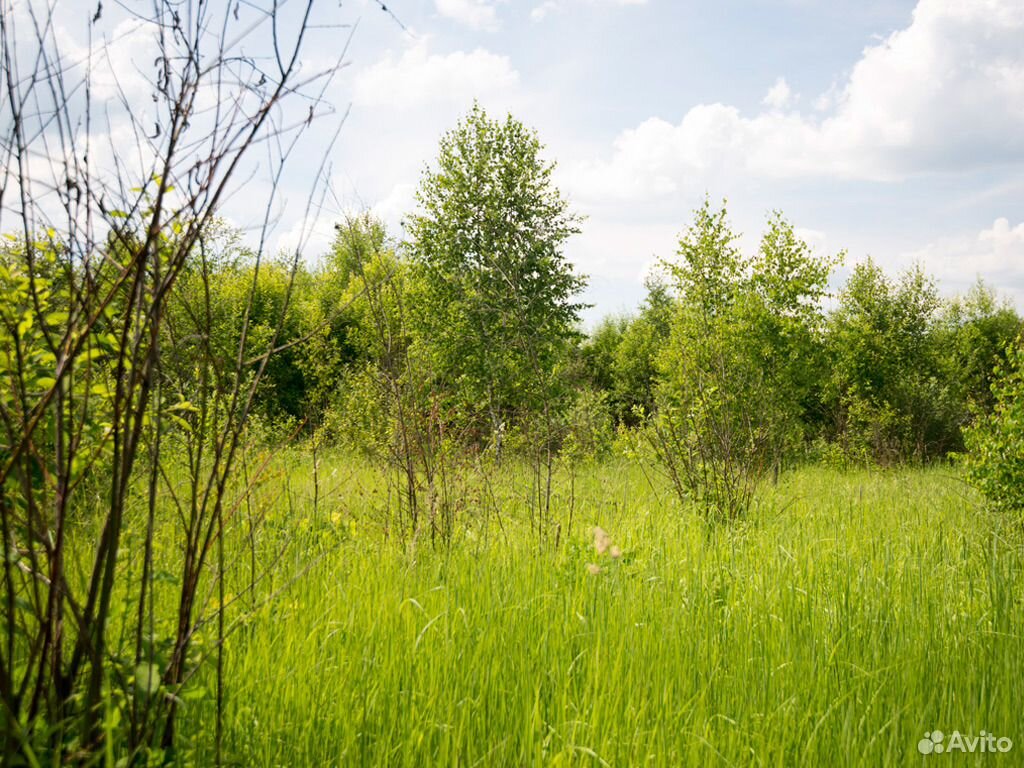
(159, 457, 1022, 766)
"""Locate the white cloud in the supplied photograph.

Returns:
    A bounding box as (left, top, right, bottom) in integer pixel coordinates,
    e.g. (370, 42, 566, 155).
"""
(762, 77, 795, 111)
(899, 217, 1024, 302)
(353, 38, 519, 109)
(828, 0, 1024, 173)
(794, 227, 827, 249)
(52, 18, 159, 106)
(371, 182, 418, 233)
(274, 214, 338, 261)
(531, 0, 647, 23)
(569, 0, 1024, 202)
(530, 1, 559, 21)
(3, 16, 172, 231)
(435, 0, 499, 31)
(566, 216, 676, 282)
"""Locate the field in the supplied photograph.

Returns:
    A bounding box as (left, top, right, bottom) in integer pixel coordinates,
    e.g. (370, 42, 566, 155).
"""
(6, 0, 1024, 764)
(124, 455, 1024, 766)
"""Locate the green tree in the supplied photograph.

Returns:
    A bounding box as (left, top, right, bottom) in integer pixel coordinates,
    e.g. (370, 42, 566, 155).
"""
(746, 212, 840, 469)
(579, 314, 628, 415)
(577, 277, 673, 428)
(321, 215, 413, 455)
(826, 260, 955, 462)
(407, 103, 586, 453)
(647, 201, 837, 519)
(610, 276, 673, 425)
(938, 280, 1021, 417)
(166, 237, 348, 427)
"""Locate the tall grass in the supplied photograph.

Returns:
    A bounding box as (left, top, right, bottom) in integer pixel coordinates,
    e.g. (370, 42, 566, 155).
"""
(144, 456, 1022, 765)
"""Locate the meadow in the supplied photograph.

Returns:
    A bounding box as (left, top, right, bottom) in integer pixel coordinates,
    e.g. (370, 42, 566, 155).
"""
(7, 1, 1024, 763)
(130, 454, 1024, 766)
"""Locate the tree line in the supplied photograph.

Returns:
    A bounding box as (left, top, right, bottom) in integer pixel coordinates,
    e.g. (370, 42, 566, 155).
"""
(122, 106, 1022, 521)
(7, 104, 1018, 526)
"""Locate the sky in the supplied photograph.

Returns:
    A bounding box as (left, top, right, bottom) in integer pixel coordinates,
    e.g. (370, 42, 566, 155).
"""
(26, 0, 1024, 324)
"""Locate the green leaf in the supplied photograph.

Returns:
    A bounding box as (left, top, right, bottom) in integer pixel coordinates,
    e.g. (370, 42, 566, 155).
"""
(134, 662, 162, 696)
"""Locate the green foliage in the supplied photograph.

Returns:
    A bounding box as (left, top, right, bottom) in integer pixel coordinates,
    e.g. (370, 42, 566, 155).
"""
(0, 237, 119, 495)
(578, 278, 673, 427)
(938, 279, 1022, 416)
(580, 314, 628, 401)
(961, 336, 1024, 515)
(562, 386, 615, 460)
(407, 103, 586, 447)
(0, 239, 65, 415)
(745, 212, 840, 459)
(165, 225, 362, 430)
(648, 201, 838, 520)
(611, 276, 673, 425)
(324, 362, 389, 454)
(826, 260, 956, 462)
(316, 215, 412, 450)
(7, 210, 1023, 763)
(324, 220, 416, 422)
(326, 216, 411, 376)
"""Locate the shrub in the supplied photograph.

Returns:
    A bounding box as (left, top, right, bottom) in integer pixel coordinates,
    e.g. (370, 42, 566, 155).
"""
(961, 337, 1024, 515)
(649, 202, 837, 521)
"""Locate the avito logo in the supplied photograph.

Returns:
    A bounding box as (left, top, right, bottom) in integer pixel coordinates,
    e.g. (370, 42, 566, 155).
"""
(918, 730, 1013, 755)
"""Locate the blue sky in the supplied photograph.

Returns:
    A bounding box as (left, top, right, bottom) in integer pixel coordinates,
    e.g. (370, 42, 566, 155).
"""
(42, 0, 1024, 323)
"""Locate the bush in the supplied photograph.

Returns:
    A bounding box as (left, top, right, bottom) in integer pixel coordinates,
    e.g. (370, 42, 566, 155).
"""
(649, 202, 837, 521)
(961, 337, 1024, 515)
(825, 260, 958, 462)
(562, 387, 615, 460)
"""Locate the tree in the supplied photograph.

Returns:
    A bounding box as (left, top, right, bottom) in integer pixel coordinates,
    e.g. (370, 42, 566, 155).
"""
(825, 260, 955, 462)
(746, 212, 840, 470)
(938, 280, 1021, 418)
(577, 276, 674, 428)
(581, 315, 629, 398)
(323, 215, 435, 537)
(598, 277, 673, 426)
(406, 103, 586, 456)
(646, 201, 837, 520)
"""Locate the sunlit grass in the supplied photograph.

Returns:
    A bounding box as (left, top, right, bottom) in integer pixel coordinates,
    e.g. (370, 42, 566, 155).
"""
(163, 457, 1022, 766)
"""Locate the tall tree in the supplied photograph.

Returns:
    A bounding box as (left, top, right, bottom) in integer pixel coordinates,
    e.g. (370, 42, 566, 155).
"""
(407, 103, 586, 452)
